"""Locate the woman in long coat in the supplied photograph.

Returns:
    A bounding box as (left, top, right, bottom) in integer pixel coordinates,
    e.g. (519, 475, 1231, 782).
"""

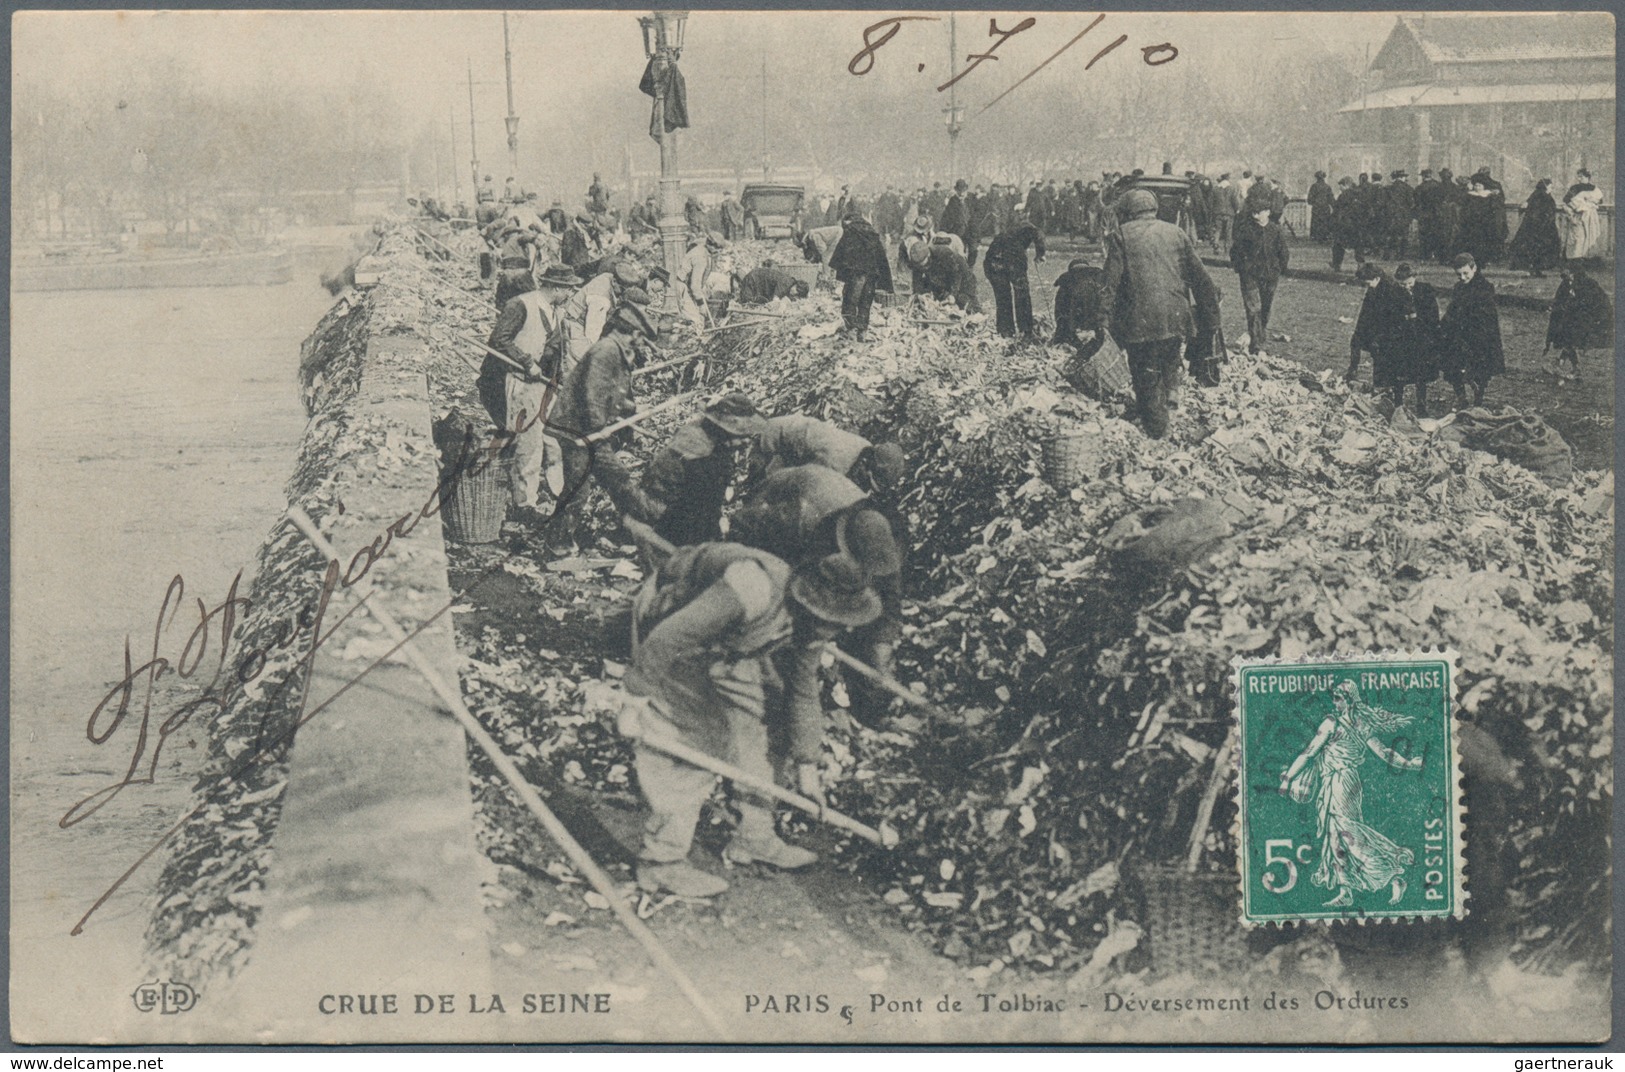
(1439, 253, 1505, 407)
(1457, 176, 1507, 266)
(1561, 169, 1604, 261)
(1507, 179, 1562, 275)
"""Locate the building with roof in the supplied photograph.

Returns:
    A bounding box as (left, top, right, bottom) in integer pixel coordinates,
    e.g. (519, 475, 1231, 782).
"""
(1335, 12, 1612, 199)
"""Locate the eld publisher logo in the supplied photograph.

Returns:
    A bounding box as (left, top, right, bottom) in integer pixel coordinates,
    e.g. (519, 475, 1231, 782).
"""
(132, 980, 196, 1015)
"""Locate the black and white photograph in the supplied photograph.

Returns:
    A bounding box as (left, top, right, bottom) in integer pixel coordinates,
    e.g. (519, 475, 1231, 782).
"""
(8, 8, 1615, 1046)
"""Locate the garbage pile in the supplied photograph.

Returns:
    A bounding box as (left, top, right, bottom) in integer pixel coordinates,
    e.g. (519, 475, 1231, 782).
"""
(415, 234, 1608, 981)
(687, 301, 1612, 977)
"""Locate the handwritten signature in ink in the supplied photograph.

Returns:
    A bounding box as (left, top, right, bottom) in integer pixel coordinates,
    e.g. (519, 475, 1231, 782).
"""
(67, 381, 615, 935)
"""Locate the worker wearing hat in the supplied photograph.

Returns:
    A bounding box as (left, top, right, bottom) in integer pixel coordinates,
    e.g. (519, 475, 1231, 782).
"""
(547, 294, 660, 555)
(482, 265, 583, 526)
(676, 231, 720, 328)
(730, 462, 908, 726)
(620, 547, 880, 897)
(635, 392, 767, 548)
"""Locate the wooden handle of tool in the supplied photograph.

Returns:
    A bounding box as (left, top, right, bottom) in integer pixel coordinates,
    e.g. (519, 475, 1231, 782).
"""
(284, 506, 730, 1037)
(583, 392, 694, 444)
(1184, 728, 1237, 874)
(630, 353, 693, 378)
(633, 722, 885, 847)
(456, 331, 529, 373)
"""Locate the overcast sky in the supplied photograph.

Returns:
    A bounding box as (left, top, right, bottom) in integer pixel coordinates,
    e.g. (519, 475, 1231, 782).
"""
(14, 10, 1402, 189)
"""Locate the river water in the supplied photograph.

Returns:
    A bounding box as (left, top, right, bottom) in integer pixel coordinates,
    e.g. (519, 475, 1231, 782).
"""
(10, 277, 338, 1041)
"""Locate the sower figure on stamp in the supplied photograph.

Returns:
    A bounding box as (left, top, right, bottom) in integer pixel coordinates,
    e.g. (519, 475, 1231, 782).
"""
(620, 547, 880, 897)
(1279, 681, 1421, 908)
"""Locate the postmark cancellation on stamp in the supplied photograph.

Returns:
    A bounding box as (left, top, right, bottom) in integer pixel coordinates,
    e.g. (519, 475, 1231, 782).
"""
(1233, 651, 1465, 927)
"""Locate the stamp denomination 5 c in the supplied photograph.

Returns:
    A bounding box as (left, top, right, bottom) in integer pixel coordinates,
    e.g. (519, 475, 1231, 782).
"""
(1234, 651, 1464, 926)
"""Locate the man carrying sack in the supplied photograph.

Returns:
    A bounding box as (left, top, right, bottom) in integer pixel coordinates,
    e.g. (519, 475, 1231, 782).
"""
(619, 547, 881, 897)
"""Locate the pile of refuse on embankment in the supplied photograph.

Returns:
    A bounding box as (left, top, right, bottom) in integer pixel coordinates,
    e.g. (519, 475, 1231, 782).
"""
(416, 238, 1610, 986)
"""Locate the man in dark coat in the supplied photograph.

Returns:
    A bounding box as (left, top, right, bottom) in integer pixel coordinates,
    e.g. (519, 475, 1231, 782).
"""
(908, 239, 980, 313)
(1435, 168, 1463, 262)
(636, 393, 767, 548)
(1052, 257, 1107, 359)
(1348, 263, 1440, 414)
(828, 212, 894, 337)
(1439, 253, 1505, 407)
(1230, 203, 1290, 354)
(736, 265, 810, 305)
(982, 210, 1047, 338)
(1331, 177, 1363, 272)
(1413, 170, 1443, 262)
(1307, 171, 1335, 242)
(549, 301, 659, 551)
(937, 180, 980, 268)
(1382, 170, 1415, 259)
(1102, 189, 1218, 438)
(1545, 267, 1613, 384)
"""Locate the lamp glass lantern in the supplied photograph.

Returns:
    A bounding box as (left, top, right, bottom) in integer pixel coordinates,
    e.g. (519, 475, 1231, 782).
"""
(641, 10, 688, 57)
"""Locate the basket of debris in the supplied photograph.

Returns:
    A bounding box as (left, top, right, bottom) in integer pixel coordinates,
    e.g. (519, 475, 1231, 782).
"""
(1062, 335, 1132, 399)
(1133, 864, 1255, 977)
(434, 409, 508, 544)
(1043, 420, 1102, 491)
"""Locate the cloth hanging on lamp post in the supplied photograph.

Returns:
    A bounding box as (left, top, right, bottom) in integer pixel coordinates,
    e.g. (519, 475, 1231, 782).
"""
(639, 56, 690, 138)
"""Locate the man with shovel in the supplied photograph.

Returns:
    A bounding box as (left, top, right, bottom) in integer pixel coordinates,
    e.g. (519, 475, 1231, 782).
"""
(482, 265, 583, 527)
(619, 548, 881, 897)
(548, 297, 660, 555)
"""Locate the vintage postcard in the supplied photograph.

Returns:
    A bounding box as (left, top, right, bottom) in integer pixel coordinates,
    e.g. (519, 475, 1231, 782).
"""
(10, 7, 1613, 1047)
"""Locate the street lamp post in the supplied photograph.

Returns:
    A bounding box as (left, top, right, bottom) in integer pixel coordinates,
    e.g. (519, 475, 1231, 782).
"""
(503, 12, 521, 186)
(944, 12, 964, 180)
(640, 10, 689, 309)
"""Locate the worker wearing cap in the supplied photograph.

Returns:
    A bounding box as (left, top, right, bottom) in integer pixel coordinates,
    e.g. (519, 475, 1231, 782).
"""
(562, 260, 650, 374)
(549, 297, 660, 555)
(492, 226, 542, 308)
(621, 547, 880, 897)
(908, 238, 980, 314)
(1101, 188, 1218, 438)
(482, 265, 583, 523)
(748, 414, 903, 486)
(560, 212, 605, 273)
(1052, 256, 1107, 360)
(636, 392, 767, 548)
(678, 232, 719, 328)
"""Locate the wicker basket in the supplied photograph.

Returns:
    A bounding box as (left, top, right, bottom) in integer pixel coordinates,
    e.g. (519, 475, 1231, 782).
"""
(1043, 422, 1101, 491)
(1135, 864, 1253, 978)
(1063, 338, 1133, 399)
(441, 455, 508, 544)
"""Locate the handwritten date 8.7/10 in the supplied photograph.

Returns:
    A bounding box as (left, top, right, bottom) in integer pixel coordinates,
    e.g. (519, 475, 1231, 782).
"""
(849, 14, 1178, 112)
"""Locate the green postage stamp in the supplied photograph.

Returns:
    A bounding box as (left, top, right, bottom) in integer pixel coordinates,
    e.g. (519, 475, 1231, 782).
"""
(1233, 651, 1465, 926)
